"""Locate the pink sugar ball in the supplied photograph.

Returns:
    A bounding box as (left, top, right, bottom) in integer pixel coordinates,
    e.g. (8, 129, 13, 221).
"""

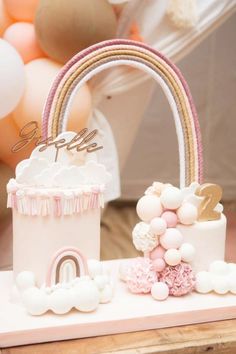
(160, 228, 183, 250)
(152, 258, 166, 272)
(161, 211, 178, 228)
(3, 22, 45, 64)
(150, 245, 166, 260)
(136, 195, 163, 222)
(150, 217, 167, 235)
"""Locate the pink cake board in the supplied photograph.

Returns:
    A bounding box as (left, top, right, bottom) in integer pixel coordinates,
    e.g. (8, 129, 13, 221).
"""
(1, 259, 236, 348)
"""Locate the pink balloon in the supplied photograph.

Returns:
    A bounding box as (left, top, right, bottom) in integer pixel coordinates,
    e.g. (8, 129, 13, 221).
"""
(3, 22, 45, 63)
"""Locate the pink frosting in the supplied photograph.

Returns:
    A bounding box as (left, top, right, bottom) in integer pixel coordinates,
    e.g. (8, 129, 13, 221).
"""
(126, 257, 158, 294)
(159, 262, 195, 296)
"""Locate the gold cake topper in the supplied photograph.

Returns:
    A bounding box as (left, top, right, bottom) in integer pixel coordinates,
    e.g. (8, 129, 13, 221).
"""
(11, 121, 103, 162)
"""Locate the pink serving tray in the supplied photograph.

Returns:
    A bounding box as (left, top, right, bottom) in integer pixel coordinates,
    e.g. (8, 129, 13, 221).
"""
(1, 259, 236, 348)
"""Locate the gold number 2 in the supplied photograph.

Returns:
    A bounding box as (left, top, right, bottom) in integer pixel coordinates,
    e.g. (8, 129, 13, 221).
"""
(195, 183, 222, 222)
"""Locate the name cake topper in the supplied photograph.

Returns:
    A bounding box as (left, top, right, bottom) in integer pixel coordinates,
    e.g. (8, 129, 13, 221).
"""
(11, 121, 103, 162)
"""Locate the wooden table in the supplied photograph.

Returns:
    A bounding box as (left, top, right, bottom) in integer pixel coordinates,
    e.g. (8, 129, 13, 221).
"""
(1, 319, 236, 354)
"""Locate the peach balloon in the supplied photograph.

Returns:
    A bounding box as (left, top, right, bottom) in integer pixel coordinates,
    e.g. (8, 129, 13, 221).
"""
(0, 115, 34, 169)
(3, 22, 45, 63)
(0, 0, 13, 36)
(13, 58, 92, 132)
(3, 0, 39, 22)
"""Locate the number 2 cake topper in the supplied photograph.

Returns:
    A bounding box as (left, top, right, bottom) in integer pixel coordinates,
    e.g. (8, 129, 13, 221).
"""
(41, 39, 203, 188)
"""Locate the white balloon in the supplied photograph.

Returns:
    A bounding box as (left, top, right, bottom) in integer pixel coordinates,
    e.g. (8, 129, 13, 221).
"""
(0, 39, 25, 118)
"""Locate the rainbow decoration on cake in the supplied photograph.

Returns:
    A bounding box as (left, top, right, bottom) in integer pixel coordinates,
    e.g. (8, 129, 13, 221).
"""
(42, 39, 203, 188)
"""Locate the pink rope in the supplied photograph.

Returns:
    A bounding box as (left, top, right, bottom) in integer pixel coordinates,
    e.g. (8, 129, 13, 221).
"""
(41, 39, 203, 183)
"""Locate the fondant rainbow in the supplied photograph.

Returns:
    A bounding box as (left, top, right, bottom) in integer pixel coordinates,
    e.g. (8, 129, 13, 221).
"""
(42, 39, 203, 188)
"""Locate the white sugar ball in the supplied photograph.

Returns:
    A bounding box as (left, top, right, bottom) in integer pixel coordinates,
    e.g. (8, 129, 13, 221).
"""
(74, 282, 100, 312)
(16, 271, 36, 291)
(49, 289, 72, 314)
(94, 275, 110, 290)
(22, 287, 48, 316)
(209, 261, 228, 276)
(136, 195, 163, 222)
(160, 228, 183, 250)
(179, 243, 195, 263)
(99, 284, 113, 304)
(160, 186, 183, 210)
(150, 217, 167, 236)
(177, 203, 198, 225)
(151, 282, 169, 301)
(164, 249, 181, 266)
(212, 275, 229, 295)
(228, 272, 236, 294)
(87, 259, 103, 279)
(195, 271, 212, 293)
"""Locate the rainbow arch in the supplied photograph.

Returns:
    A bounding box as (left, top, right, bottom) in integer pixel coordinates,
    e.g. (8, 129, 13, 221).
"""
(42, 39, 203, 188)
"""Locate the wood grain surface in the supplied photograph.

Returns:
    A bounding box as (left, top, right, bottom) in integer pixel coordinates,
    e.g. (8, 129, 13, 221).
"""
(1, 319, 236, 354)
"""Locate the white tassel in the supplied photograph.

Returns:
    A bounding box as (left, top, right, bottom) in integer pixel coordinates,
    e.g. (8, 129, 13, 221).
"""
(167, 0, 198, 29)
(7, 193, 12, 208)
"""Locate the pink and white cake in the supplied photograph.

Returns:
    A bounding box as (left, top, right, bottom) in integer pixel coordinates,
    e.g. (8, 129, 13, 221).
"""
(6, 39, 235, 317)
(7, 130, 114, 315)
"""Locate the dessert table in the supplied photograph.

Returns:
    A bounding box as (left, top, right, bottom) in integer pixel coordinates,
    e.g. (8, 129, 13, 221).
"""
(1, 319, 236, 354)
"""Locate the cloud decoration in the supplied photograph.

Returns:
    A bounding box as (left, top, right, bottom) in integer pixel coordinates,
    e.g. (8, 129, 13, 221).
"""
(30, 131, 87, 166)
(80, 161, 112, 185)
(34, 162, 64, 187)
(53, 166, 85, 187)
(195, 261, 236, 295)
(16, 158, 50, 185)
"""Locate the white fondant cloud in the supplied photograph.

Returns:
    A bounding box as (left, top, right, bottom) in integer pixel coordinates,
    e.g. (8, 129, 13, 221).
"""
(80, 161, 112, 185)
(34, 162, 64, 187)
(16, 158, 50, 185)
(53, 166, 85, 187)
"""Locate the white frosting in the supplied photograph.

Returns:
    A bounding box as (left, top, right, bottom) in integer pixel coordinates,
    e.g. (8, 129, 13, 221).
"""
(132, 222, 158, 252)
(12, 131, 111, 189)
(16, 260, 113, 315)
(195, 261, 236, 295)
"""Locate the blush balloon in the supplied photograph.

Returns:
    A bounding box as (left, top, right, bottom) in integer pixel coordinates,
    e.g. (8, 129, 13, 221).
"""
(13, 58, 92, 132)
(3, 0, 39, 21)
(0, 39, 25, 119)
(0, 115, 34, 169)
(0, 0, 13, 36)
(3, 22, 45, 63)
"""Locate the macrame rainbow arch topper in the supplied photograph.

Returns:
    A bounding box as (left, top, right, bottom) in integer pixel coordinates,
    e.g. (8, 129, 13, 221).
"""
(42, 39, 203, 188)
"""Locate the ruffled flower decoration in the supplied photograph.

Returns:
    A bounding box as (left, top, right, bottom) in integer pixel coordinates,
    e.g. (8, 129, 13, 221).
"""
(132, 222, 158, 252)
(159, 262, 195, 296)
(126, 257, 158, 294)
